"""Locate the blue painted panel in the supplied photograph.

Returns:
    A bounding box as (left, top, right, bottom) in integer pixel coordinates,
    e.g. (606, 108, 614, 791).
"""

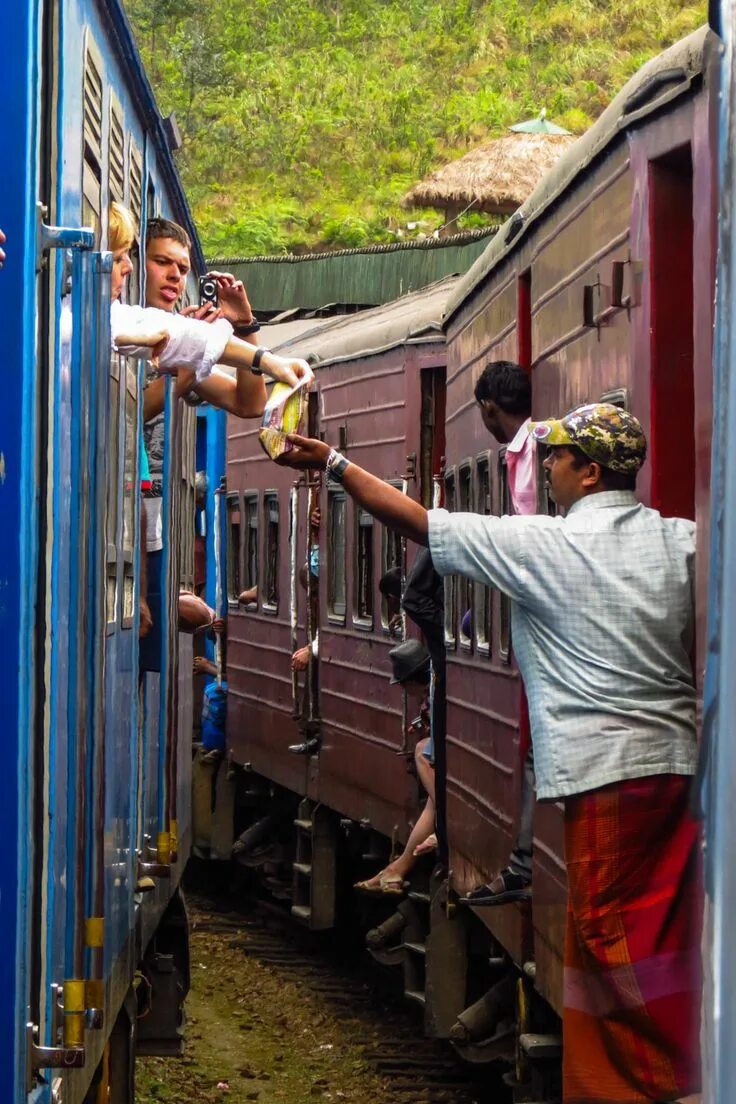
(0, 0, 43, 1092)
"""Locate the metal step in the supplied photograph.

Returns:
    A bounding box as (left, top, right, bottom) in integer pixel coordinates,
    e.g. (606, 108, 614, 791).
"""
(404, 989, 426, 1008)
(403, 941, 426, 957)
(407, 889, 430, 905)
(519, 1032, 562, 1060)
(291, 904, 312, 923)
(293, 862, 312, 876)
(294, 818, 313, 831)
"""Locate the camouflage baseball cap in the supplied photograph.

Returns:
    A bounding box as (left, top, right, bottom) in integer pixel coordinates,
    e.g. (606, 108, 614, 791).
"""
(529, 403, 647, 474)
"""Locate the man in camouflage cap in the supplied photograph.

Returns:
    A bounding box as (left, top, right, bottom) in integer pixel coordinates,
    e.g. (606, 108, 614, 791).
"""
(530, 401, 647, 473)
(276, 400, 701, 1103)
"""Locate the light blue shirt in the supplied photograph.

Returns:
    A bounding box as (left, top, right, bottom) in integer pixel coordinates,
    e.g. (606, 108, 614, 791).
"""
(428, 491, 698, 800)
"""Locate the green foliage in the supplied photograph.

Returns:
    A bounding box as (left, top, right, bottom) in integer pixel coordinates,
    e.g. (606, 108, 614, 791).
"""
(124, 0, 705, 254)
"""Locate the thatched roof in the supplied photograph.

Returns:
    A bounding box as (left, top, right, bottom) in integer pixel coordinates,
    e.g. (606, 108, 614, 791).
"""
(402, 131, 576, 216)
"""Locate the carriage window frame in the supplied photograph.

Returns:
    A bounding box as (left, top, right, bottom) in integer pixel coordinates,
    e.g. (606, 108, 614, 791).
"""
(457, 460, 474, 653)
(226, 491, 244, 609)
(443, 468, 457, 649)
(262, 491, 280, 613)
(327, 486, 347, 625)
(380, 479, 403, 632)
(105, 351, 122, 631)
(474, 451, 493, 657)
(120, 362, 138, 630)
(497, 448, 512, 664)
(128, 137, 143, 303)
(353, 503, 374, 630)
(242, 491, 259, 608)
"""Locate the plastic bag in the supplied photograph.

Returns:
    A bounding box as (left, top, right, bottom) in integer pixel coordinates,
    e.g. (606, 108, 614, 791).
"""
(258, 379, 309, 459)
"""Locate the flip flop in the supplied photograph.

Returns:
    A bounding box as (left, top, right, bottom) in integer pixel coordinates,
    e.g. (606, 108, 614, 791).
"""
(413, 833, 438, 858)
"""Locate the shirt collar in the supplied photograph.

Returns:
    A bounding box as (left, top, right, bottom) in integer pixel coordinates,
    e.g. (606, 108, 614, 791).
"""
(566, 490, 639, 516)
(506, 417, 532, 454)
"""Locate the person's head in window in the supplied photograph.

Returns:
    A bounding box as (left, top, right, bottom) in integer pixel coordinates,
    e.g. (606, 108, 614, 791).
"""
(474, 360, 531, 444)
(109, 201, 136, 302)
(388, 639, 430, 703)
(379, 566, 402, 636)
(144, 217, 192, 312)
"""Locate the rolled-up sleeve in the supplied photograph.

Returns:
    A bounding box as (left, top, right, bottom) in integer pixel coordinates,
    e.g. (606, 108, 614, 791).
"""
(111, 302, 233, 381)
(428, 508, 527, 602)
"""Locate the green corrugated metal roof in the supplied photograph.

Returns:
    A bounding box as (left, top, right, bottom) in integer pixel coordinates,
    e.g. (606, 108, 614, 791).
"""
(208, 228, 495, 313)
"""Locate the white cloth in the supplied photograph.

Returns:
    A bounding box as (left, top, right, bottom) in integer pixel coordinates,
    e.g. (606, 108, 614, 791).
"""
(505, 417, 537, 516)
(144, 498, 163, 554)
(428, 491, 697, 800)
(110, 300, 233, 382)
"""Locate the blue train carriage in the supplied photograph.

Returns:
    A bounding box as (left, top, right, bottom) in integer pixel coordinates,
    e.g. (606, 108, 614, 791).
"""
(0, 1, 203, 1100)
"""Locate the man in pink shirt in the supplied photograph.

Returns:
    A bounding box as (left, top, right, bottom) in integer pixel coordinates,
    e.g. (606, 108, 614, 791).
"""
(464, 361, 537, 905)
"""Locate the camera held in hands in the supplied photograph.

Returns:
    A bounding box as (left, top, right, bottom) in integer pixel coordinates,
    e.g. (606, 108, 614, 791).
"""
(199, 275, 218, 308)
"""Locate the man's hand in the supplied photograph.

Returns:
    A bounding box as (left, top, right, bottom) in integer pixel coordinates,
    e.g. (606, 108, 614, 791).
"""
(263, 354, 314, 390)
(238, 586, 258, 605)
(180, 303, 224, 324)
(291, 645, 311, 672)
(193, 656, 218, 677)
(275, 434, 330, 470)
(206, 271, 254, 327)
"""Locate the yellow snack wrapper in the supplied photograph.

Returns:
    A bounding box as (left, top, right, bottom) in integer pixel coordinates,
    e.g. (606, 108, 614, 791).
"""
(258, 379, 309, 460)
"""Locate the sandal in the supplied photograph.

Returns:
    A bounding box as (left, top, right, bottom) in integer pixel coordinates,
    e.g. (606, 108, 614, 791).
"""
(413, 833, 438, 857)
(353, 871, 406, 896)
(459, 868, 531, 907)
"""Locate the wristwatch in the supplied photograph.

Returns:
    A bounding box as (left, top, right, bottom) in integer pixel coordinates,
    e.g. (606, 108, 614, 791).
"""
(250, 346, 268, 375)
(326, 448, 350, 483)
(234, 315, 261, 336)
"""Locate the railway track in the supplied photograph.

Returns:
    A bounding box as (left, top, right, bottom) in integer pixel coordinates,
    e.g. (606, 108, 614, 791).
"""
(189, 897, 507, 1104)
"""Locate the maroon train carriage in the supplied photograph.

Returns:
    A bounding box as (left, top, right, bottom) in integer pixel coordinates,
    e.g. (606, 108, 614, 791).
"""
(223, 278, 456, 923)
(215, 25, 717, 1098)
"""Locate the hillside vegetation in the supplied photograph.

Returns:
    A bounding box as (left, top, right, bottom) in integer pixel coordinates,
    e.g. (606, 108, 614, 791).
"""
(124, 0, 704, 255)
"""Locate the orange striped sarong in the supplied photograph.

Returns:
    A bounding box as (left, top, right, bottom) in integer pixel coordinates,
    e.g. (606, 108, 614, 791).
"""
(563, 774, 702, 1104)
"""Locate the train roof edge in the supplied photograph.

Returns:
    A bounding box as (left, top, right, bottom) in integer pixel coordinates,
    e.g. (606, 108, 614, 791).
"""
(443, 24, 716, 328)
(103, 0, 205, 271)
(269, 274, 459, 366)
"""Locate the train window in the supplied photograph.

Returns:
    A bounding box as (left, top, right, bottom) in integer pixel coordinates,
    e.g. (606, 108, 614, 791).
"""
(458, 462, 473, 651)
(243, 492, 259, 604)
(263, 492, 279, 611)
(354, 506, 374, 627)
(82, 34, 103, 236)
(327, 487, 347, 623)
(109, 94, 125, 203)
(475, 453, 492, 656)
(443, 469, 457, 648)
(498, 449, 512, 663)
(381, 479, 403, 631)
(226, 493, 243, 606)
(599, 387, 628, 410)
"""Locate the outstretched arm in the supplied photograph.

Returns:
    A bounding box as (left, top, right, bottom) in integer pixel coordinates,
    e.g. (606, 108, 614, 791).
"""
(277, 435, 429, 545)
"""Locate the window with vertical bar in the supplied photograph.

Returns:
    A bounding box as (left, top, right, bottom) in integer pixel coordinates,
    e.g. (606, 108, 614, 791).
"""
(128, 139, 143, 303)
(475, 452, 492, 655)
(327, 487, 346, 622)
(226, 493, 242, 605)
(263, 493, 279, 611)
(106, 351, 122, 627)
(381, 480, 403, 631)
(444, 470, 457, 648)
(243, 492, 259, 603)
(354, 506, 374, 627)
(498, 449, 512, 663)
(121, 363, 137, 626)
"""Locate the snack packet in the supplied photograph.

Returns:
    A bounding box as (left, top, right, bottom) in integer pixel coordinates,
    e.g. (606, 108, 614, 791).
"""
(258, 378, 309, 460)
